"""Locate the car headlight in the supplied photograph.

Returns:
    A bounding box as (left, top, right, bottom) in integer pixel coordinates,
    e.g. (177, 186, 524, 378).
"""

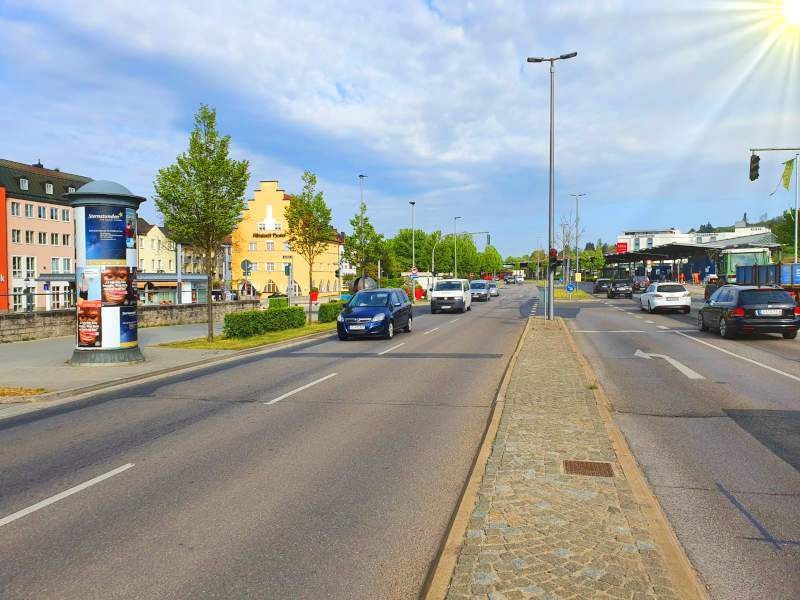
(371, 313, 385, 322)
(337, 313, 344, 322)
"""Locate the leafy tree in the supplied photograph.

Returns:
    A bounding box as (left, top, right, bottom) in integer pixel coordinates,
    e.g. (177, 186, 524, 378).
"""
(772, 208, 797, 252)
(390, 229, 432, 272)
(698, 222, 714, 233)
(584, 241, 595, 251)
(479, 245, 503, 275)
(343, 201, 383, 276)
(285, 171, 335, 322)
(154, 104, 249, 341)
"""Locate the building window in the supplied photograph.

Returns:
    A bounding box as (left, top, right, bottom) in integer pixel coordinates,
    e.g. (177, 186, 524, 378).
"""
(51, 233, 59, 245)
(283, 242, 290, 252)
(45, 182, 54, 195)
(51, 257, 61, 273)
(266, 241, 274, 251)
(20, 178, 29, 191)
(258, 223, 267, 232)
(265, 280, 277, 294)
(25, 256, 36, 278)
(12, 287, 24, 312)
(63, 258, 71, 273)
(150, 239, 155, 250)
(266, 262, 275, 272)
(63, 234, 70, 246)
(11, 202, 20, 216)
(50, 207, 58, 220)
(157, 259, 162, 271)
(710, 235, 717, 242)
(274, 223, 282, 231)
(633, 238, 640, 251)
(248, 242, 257, 252)
(25, 230, 34, 244)
(37, 206, 46, 219)
(646, 237, 654, 249)
(12, 256, 22, 278)
(25, 204, 33, 218)
(151, 260, 156, 271)
(169, 259, 173, 271)
(11, 229, 21, 243)
(38, 232, 47, 245)
(51, 285, 62, 309)
(251, 262, 259, 271)
(139, 259, 144, 270)
(68, 186, 76, 193)
(62, 209, 70, 221)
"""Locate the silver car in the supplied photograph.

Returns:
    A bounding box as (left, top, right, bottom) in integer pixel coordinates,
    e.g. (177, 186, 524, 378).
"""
(488, 282, 499, 296)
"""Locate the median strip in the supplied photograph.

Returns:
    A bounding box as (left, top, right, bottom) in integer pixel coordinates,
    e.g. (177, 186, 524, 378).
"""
(264, 373, 338, 405)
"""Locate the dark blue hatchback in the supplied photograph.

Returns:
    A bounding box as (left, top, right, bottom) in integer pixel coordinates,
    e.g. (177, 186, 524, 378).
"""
(337, 288, 412, 340)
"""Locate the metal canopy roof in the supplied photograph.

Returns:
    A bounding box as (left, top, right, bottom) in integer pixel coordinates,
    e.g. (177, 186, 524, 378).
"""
(604, 234, 781, 264)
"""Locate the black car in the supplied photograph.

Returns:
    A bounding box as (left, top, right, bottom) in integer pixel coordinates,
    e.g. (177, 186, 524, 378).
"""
(607, 280, 633, 299)
(593, 278, 611, 294)
(337, 288, 412, 340)
(698, 285, 800, 339)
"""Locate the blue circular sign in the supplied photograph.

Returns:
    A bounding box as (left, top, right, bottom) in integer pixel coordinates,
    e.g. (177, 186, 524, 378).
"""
(566, 283, 575, 293)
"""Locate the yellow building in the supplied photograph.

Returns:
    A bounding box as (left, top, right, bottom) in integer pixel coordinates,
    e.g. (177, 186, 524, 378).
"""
(136, 218, 175, 273)
(231, 180, 342, 299)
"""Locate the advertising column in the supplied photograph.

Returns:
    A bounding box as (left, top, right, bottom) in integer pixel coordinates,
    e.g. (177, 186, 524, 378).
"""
(67, 181, 145, 365)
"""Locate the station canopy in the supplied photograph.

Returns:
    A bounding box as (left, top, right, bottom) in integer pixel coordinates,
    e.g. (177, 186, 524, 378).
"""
(604, 232, 781, 264)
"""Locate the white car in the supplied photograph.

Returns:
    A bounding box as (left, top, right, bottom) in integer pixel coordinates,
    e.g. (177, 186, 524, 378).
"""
(515, 275, 524, 284)
(640, 283, 691, 314)
(430, 279, 472, 314)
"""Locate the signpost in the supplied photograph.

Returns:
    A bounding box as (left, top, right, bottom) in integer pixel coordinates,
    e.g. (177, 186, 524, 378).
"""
(566, 282, 575, 299)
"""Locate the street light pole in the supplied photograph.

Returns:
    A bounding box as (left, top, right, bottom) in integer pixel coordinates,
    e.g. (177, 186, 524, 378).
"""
(358, 174, 367, 278)
(528, 51, 577, 320)
(410, 200, 416, 303)
(570, 193, 586, 283)
(454, 216, 462, 278)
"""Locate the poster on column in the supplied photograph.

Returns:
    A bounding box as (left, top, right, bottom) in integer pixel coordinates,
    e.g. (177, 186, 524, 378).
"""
(101, 266, 135, 306)
(85, 206, 127, 265)
(77, 301, 102, 347)
(120, 306, 138, 348)
(125, 208, 138, 267)
(101, 306, 121, 348)
(76, 266, 101, 305)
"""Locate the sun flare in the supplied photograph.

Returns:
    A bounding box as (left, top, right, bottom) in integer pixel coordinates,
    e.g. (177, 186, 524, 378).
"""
(782, 0, 800, 26)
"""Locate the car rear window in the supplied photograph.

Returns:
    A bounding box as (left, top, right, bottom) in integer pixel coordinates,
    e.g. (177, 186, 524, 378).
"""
(740, 289, 794, 304)
(658, 284, 685, 293)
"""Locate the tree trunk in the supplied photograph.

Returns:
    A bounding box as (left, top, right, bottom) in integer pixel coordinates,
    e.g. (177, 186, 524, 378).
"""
(206, 251, 214, 341)
(308, 260, 313, 324)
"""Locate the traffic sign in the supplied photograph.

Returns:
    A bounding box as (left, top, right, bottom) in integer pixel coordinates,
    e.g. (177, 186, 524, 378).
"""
(411, 266, 418, 274)
(240, 259, 253, 271)
(566, 283, 575, 293)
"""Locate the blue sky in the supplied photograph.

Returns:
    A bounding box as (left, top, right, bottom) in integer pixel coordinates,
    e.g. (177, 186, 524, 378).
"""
(1, 0, 798, 257)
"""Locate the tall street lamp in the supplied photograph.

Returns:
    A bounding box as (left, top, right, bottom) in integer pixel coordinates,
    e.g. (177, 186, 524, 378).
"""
(454, 216, 462, 278)
(570, 193, 586, 283)
(409, 200, 416, 303)
(527, 51, 577, 320)
(358, 174, 367, 277)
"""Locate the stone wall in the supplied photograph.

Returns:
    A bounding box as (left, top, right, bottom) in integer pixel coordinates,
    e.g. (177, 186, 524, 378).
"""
(0, 300, 260, 343)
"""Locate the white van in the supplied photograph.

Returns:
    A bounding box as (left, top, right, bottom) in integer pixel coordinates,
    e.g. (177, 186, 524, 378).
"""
(430, 279, 472, 314)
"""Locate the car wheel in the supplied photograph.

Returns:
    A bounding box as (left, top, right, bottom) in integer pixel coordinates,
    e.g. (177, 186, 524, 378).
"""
(385, 320, 394, 340)
(783, 330, 798, 340)
(697, 312, 708, 331)
(719, 317, 735, 339)
(404, 316, 412, 332)
(431, 307, 438, 314)
(467, 304, 471, 311)
(683, 306, 691, 314)
(338, 332, 349, 341)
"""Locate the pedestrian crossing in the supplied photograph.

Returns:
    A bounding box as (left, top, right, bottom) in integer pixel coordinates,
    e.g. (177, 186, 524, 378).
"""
(530, 296, 540, 317)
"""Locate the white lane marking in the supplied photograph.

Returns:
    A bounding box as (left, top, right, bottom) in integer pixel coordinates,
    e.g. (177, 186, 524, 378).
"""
(635, 349, 705, 380)
(574, 330, 646, 333)
(423, 327, 440, 335)
(657, 325, 669, 330)
(378, 342, 404, 356)
(0, 463, 135, 528)
(635, 316, 644, 319)
(448, 318, 461, 324)
(645, 320, 655, 324)
(675, 332, 800, 383)
(264, 373, 338, 405)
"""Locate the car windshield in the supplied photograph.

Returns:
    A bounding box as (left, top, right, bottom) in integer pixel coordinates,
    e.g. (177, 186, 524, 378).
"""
(488, 283, 497, 288)
(350, 291, 390, 307)
(658, 284, 685, 293)
(740, 290, 794, 304)
(470, 282, 487, 289)
(435, 281, 462, 291)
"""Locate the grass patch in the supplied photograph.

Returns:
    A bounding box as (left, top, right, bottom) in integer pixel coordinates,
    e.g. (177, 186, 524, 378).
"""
(0, 387, 47, 400)
(553, 288, 592, 300)
(161, 321, 336, 350)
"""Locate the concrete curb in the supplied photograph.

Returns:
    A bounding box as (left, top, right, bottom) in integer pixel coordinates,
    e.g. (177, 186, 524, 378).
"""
(421, 316, 532, 600)
(0, 328, 337, 424)
(560, 317, 710, 600)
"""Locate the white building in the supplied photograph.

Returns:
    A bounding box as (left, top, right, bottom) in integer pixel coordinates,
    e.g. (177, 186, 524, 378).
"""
(617, 222, 771, 253)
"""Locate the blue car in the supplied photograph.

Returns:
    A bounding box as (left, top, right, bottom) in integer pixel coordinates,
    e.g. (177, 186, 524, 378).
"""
(337, 288, 413, 340)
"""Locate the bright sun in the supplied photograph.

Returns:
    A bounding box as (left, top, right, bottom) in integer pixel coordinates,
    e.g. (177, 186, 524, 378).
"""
(783, 0, 800, 26)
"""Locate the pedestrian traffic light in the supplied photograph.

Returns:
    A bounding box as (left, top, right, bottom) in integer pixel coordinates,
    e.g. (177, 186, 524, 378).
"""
(284, 264, 290, 276)
(749, 154, 760, 181)
(548, 248, 562, 270)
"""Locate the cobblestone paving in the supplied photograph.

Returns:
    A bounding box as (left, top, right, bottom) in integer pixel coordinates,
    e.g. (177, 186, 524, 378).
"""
(446, 318, 680, 600)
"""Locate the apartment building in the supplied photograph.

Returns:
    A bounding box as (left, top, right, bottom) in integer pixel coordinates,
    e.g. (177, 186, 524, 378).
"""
(0, 159, 91, 311)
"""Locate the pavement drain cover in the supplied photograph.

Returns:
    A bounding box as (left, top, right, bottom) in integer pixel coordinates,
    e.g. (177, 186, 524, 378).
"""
(563, 460, 614, 478)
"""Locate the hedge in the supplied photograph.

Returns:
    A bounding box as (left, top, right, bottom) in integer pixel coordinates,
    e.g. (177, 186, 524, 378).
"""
(223, 306, 307, 338)
(268, 296, 289, 310)
(318, 301, 345, 323)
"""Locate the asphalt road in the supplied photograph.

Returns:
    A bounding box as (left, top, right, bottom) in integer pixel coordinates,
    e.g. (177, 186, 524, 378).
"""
(560, 289, 800, 600)
(0, 285, 532, 600)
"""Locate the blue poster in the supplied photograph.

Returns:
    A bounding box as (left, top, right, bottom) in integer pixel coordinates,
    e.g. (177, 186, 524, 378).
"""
(85, 206, 127, 265)
(120, 306, 138, 348)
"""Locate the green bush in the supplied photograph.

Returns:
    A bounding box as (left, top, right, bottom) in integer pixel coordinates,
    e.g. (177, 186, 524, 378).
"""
(318, 301, 345, 323)
(223, 306, 307, 338)
(268, 296, 289, 310)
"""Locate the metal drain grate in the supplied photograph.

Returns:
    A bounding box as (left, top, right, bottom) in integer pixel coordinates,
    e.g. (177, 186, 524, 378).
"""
(563, 460, 614, 477)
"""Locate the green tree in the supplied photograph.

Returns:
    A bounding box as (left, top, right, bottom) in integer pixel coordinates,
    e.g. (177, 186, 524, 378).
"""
(285, 171, 335, 322)
(772, 207, 797, 253)
(479, 244, 503, 275)
(343, 201, 383, 276)
(390, 229, 432, 272)
(154, 104, 249, 341)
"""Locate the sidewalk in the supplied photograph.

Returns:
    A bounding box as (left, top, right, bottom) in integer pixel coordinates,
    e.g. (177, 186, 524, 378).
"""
(441, 318, 701, 599)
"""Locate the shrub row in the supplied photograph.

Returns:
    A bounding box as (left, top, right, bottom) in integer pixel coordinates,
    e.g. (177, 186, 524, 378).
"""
(223, 306, 306, 338)
(318, 301, 345, 323)
(268, 296, 289, 310)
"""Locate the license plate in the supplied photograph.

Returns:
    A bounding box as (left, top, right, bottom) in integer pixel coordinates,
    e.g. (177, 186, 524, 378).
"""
(440, 305, 451, 309)
(757, 309, 782, 316)
(666, 297, 679, 302)
(349, 324, 366, 330)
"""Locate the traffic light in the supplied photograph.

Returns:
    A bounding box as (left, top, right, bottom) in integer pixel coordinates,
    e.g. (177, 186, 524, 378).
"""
(548, 248, 562, 270)
(284, 264, 290, 276)
(749, 154, 760, 181)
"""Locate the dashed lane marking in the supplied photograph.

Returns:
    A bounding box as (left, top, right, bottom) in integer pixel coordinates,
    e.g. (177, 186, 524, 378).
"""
(264, 373, 338, 405)
(378, 342, 404, 356)
(645, 320, 655, 324)
(423, 326, 441, 335)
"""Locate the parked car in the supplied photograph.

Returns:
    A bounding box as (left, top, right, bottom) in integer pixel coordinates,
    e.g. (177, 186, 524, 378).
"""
(337, 288, 412, 340)
(607, 280, 633, 299)
(697, 285, 800, 339)
(505, 276, 515, 284)
(640, 283, 691, 314)
(593, 278, 612, 294)
(632, 275, 651, 293)
(470, 280, 491, 301)
(430, 279, 472, 313)
(488, 282, 499, 296)
(515, 275, 525, 284)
